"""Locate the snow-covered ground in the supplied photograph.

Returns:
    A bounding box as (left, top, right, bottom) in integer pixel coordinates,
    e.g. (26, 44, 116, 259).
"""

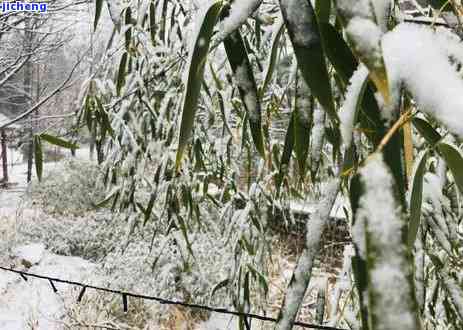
(0, 147, 347, 329)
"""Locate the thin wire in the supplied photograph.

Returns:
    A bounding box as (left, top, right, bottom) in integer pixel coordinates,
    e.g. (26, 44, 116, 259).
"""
(0, 266, 347, 330)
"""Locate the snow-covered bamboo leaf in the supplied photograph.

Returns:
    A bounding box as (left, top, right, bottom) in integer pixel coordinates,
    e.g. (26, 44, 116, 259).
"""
(224, 30, 265, 158)
(275, 179, 340, 330)
(339, 64, 369, 147)
(408, 150, 428, 248)
(357, 154, 419, 330)
(34, 135, 43, 182)
(279, 0, 337, 122)
(176, 1, 223, 169)
(437, 142, 463, 195)
(294, 75, 314, 175)
(349, 174, 370, 329)
(216, 0, 263, 43)
(336, 1, 390, 104)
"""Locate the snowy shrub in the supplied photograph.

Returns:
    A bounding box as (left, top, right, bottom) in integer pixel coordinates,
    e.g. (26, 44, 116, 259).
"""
(30, 159, 105, 215)
(18, 210, 123, 261)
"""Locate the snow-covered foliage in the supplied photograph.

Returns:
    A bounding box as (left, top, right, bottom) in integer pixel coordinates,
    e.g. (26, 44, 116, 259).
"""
(339, 64, 369, 147)
(383, 24, 463, 138)
(30, 159, 105, 215)
(53, 0, 463, 328)
(357, 154, 417, 330)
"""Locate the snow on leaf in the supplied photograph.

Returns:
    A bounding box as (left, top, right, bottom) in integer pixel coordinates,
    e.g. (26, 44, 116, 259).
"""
(357, 154, 417, 330)
(383, 24, 463, 139)
(216, 0, 262, 43)
(339, 64, 369, 147)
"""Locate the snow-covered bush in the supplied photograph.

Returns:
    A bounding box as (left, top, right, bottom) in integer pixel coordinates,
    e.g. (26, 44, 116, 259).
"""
(30, 159, 105, 215)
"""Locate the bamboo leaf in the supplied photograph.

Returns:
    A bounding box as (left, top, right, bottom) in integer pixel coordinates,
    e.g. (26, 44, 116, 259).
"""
(176, 1, 223, 170)
(279, 0, 337, 123)
(336, 3, 390, 104)
(294, 75, 314, 175)
(319, 22, 357, 85)
(437, 142, 463, 195)
(413, 117, 442, 145)
(40, 134, 79, 150)
(260, 20, 284, 97)
(34, 135, 43, 182)
(116, 52, 128, 96)
(408, 150, 428, 248)
(94, 0, 104, 31)
(223, 30, 265, 158)
(210, 278, 229, 298)
(315, 0, 331, 24)
(276, 113, 295, 190)
(149, 1, 156, 45)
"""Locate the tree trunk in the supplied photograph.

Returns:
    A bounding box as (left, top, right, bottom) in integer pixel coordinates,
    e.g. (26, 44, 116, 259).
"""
(1, 130, 8, 183)
(24, 18, 33, 183)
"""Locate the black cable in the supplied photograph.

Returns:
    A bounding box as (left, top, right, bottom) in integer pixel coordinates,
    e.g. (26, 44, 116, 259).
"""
(0, 266, 347, 330)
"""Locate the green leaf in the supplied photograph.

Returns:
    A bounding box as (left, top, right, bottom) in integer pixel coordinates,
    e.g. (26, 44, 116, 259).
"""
(116, 52, 128, 96)
(408, 150, 428, 248)
(437, 142, 463, 195)
(40, 134, 79, 150)
(276, 113, 295, 190)
(210, 278, 229, 298)
(315, 0, 331, 24)
(279, 0, 337, 123)
(125, 7, 133, 50)
(223, 30, 265, 158)
(260, 20, 284, 97)
(149, 1, 156, 45)
(94, 0, 104, 31)
(34, 135, 43, 182)
(143, 192, 157, 226)
(319, 23, 357, 86)
(176, 1, 223, 170)
(413, 117, 442, 145)
(429, 0, 453, 11)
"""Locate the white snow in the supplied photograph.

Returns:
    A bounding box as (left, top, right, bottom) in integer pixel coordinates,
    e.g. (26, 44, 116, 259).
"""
(310, 105, 325, 172)
(339, 64, 369, 147)
(337, 0, 374, 20)
(356, 154, 416, 330)
(372, 0, 392, 32)
(217, 0, 262, 42)
(346, 18, 383, 64)
(383, 24, 463, 138)
(12, 244, 46, 268)
(280, 0, 317, 46)
(0, 249, 96, 330)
